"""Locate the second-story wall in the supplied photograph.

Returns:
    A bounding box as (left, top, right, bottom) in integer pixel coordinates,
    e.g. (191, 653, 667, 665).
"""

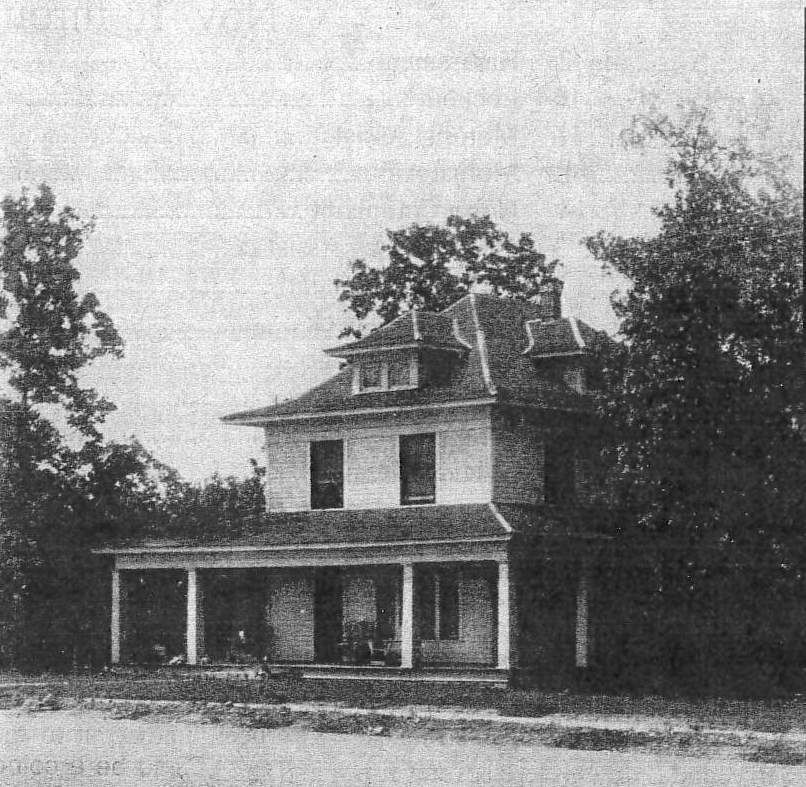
(491, 412, 543, 505)
(491, 410, 611, 508)
(262, 406, 492, 512)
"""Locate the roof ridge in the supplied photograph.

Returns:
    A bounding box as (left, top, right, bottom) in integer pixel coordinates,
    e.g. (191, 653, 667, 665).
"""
(570, 317, 585, 349)
(440, 291, 474, 314)
(521, 320, 537, 355)
(381, 309, 416, 330)
(488, 502, 514, 533)
(469, 293, 497, 396)
(410, 308, 421, 341)
(452, 316, 473, 350)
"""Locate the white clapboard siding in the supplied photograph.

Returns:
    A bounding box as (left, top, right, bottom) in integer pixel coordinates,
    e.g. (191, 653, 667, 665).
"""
(344, 436, 399, 509)
(342, 572, 376, 630)
(263, 438, 310, 512)
(492, 419, 543, 504)
(437, 426, 491, 504)
(266, 574, 314, 662)
(459, 574, 495, 663)
(263, 408, 493, 511)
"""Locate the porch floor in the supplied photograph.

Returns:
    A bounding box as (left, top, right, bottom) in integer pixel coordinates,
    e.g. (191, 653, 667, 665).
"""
(202, 662, 509, 687)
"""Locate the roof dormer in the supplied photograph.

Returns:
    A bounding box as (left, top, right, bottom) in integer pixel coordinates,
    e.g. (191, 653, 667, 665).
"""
(324, 310, 470, 395)
(349, 350, 419, 394)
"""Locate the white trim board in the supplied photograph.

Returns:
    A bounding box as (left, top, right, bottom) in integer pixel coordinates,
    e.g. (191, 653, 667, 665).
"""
(224, 398, 496, 426)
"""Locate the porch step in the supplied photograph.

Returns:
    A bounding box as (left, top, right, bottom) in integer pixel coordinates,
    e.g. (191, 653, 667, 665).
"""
(301, 669, 509, 688)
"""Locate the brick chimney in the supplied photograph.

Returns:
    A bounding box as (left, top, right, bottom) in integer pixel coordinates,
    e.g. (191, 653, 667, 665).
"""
(535, 278, 563, 321)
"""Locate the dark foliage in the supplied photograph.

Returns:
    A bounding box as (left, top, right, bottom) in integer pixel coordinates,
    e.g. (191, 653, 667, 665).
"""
(0, 185, 267, 670)
(585, 105, 805, 694)
(335, 214, 558, 337)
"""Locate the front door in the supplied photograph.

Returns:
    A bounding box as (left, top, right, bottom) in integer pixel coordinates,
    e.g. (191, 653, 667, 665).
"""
(314, 568, 343, 663)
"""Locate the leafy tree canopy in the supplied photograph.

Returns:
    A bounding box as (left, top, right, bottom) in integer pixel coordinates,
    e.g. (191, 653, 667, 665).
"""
(335, 214, 558, 337)
(586, 105, 804, 561)
(0, 183, 267, 669)
(0, 184, 123, 438)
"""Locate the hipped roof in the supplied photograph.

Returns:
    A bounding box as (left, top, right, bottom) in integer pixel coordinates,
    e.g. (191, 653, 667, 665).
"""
(223, 293, 608, 424)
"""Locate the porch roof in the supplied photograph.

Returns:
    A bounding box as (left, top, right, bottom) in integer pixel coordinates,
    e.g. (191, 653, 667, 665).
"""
(95, 503, 515, 554)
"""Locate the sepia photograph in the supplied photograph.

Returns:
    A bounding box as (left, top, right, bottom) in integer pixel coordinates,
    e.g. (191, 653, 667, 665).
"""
(0, 1, 803, 784)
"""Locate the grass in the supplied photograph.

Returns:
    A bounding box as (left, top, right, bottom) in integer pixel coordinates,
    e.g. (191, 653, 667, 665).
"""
(2, 668, 806, 734)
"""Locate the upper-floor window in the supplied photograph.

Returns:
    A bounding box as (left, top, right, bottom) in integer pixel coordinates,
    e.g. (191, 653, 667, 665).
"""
(353, 354, 417, 394)
(310, 439, 343, 509)
(400, 433, 436, 505)
(544, 441, 575, 504)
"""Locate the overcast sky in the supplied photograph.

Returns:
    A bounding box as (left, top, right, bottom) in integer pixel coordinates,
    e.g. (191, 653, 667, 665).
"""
(1, 1, 802, 482)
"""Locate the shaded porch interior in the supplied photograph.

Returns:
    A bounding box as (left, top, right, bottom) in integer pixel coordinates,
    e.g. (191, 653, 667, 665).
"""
(113, 562, 503, 669)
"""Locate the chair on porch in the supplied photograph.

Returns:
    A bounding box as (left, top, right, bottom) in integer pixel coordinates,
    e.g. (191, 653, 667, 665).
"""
(339, 620, 376, 665)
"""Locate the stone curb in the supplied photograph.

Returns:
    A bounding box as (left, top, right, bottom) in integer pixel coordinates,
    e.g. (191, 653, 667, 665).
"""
(74, 697, 806, 749)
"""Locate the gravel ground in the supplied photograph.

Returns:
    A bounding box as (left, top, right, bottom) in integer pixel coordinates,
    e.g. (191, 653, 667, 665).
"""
(2, 709, 805, 787)
(4, 670, 806, 734)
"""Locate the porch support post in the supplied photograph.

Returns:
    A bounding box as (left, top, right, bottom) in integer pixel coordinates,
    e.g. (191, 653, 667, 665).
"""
(496, 560, 510, 670)
(110, 568, 121, 664)
(400, 563, 414, 669)
(186, 567, 203, 665)
(575, 562, 590, 668)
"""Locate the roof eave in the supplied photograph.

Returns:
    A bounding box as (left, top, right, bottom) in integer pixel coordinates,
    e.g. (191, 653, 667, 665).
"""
(221, 396, 497, 426)
(92, 533, 512, 556)
(323, 342, 467, 358)
(529, 349, 587, 359)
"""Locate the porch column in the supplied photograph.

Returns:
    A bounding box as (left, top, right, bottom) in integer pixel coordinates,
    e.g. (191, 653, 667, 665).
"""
(400, 563, 414, 669)
(110, 568, 121, 664)
(575, 564, 590, 668)
(497, 560, 510, 670)
(186, 567, 204, 665)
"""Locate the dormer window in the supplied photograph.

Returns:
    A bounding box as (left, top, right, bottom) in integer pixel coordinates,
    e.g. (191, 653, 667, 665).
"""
(387, 357, 411, 388)
(562, 367, 585, 393)
(353, 353, 418, 394)
(325, 309, 468, 395)
(360, 360, 384, 391)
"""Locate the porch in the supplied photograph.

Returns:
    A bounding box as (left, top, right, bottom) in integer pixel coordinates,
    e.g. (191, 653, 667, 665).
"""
(106, 539, 515, 675)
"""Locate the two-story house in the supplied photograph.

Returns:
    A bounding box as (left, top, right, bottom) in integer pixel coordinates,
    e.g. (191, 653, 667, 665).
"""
(97, 283, 612, 685)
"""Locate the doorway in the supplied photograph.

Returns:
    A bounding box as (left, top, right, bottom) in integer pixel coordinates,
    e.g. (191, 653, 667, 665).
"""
(314, 568, 343, 663)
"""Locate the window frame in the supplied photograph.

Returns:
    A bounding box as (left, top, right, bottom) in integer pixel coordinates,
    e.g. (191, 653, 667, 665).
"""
(352, 353, 419, 394)
(416, 567, 460, 642)
(399, 432, 437, 506)
(387, 356, 412, 389)
(310, 439, 344, 510)
(359, 359, 384, 391)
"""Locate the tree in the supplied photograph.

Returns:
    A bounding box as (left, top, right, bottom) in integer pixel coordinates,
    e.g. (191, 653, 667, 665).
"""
(0, 185, 268, 669)
(0, 185, 128, 669)
(162, 459, 267, 541)
(335, 214, 557, 336)
(585, 105, 804, 692)
(0, 184, 122, 439)
(0, 401, 68, 666)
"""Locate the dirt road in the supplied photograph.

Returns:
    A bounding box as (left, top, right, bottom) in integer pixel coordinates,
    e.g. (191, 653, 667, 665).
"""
(1, 710, 802, 786)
